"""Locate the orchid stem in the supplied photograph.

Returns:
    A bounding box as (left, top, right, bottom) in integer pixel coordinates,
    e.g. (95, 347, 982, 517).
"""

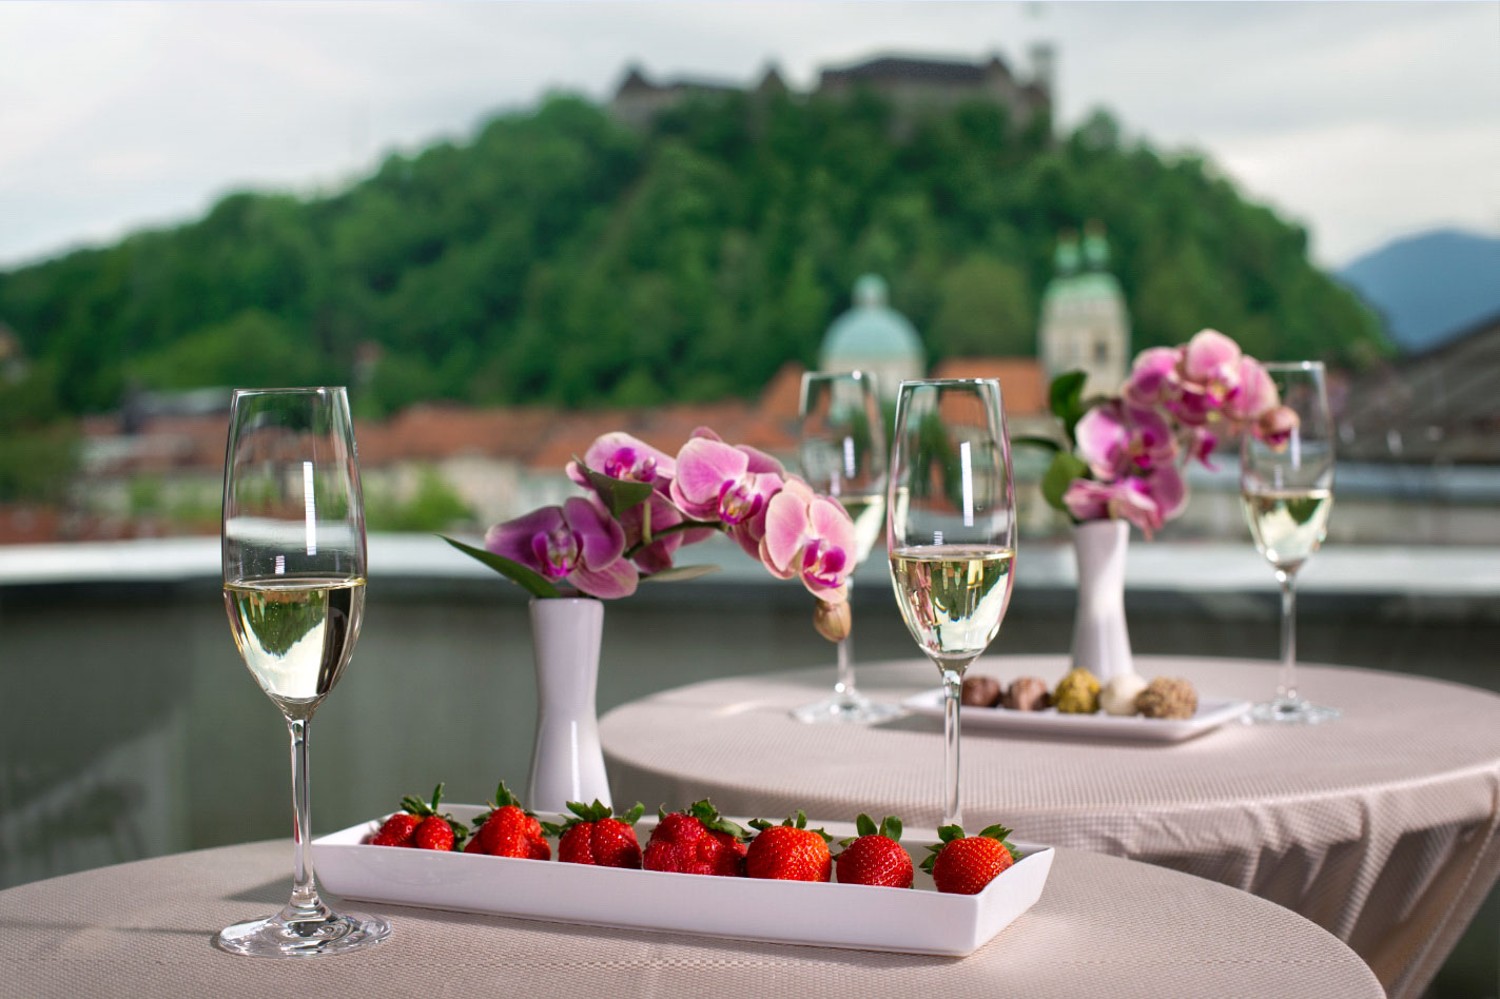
(622, 519, 724, 559)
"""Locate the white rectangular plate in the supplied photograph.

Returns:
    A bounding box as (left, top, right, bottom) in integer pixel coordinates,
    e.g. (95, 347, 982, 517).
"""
(901, 689, 1251, 742)
(313, 806, 1053, 957)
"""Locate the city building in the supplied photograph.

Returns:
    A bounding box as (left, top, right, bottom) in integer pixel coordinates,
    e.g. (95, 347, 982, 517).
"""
(610, 48, 1052, 133)
(817, 275, 924, 405)
(1038, 225, 1131, 397)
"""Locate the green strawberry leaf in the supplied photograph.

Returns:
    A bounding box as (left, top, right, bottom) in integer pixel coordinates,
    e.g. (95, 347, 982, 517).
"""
(490, 780, 523, 810)
(855, 813, 878, 838)
(879, 816, 904, 843)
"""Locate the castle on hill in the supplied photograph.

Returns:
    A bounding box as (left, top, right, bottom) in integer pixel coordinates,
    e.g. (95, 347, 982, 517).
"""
(610, 47, 1054, 132)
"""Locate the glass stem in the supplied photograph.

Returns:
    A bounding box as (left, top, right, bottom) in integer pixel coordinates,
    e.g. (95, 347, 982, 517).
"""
(834, 580, 854, 698)
(1276, 568, 1298, 703)
(286, 716, 323, 920)
(941, 666, 963, 828)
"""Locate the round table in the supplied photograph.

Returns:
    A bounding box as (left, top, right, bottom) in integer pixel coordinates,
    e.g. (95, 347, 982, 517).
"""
(0, 839, 1382, 999)
(600, 654, 1500, 999)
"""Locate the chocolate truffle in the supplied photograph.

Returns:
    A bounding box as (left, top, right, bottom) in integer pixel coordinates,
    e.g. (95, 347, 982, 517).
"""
(1099, 673, 1149, 716)
(1137, 676, 1199, 720)
(960, 674, 1003, 707)
(1002, 676, 1052, 711)
(1053, 667, 1101, 714)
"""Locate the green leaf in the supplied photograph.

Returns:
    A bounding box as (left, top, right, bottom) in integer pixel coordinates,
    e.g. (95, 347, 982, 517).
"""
(1048, 370, 1088, 424)
(640, 564, 721, 584)
(880, 816, 903, 843)
(578, 460, 655, 517)
(1040, 452, 1089, 513)
(441, 535, 562, 599)
(855, 813, 878, 838)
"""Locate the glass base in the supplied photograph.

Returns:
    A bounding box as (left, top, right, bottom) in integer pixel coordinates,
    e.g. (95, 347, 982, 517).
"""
(213, 904, 391, 958)
(791, 690, 906, 725)
(1244, 697, 1340, 725)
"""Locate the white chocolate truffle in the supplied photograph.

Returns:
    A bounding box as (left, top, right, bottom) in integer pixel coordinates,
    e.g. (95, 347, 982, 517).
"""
(1099, 673, 1149, 716)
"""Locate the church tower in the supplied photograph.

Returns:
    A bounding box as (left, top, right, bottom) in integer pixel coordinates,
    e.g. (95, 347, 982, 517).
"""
(1038, 224, 1130, 397)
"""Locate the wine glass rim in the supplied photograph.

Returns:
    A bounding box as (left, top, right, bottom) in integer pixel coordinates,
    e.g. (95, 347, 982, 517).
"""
(896, 377, 1001, 389)
(230, 386, 349, 397)
(1259, 360, 1325, 373)
(802, 369, 876, 384)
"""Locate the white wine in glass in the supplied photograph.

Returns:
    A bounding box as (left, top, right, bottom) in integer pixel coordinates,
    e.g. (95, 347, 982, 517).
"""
(792, 371, 904, 724)
(215, 387, 391, 958)
(887, 379, 1017, 827)
(1240, 361, 1338, 725)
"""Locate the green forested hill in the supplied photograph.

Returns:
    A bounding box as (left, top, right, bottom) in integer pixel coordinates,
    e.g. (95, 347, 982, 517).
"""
(0, 90, 1387, 422)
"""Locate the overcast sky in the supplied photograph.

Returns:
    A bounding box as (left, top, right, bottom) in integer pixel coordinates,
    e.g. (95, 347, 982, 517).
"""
(2, 1, 1496, 270)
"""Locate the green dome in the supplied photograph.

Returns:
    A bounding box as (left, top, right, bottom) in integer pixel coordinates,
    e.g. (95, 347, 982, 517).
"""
(1043, 270, 1126, 305)
(820, 275, 923, 366)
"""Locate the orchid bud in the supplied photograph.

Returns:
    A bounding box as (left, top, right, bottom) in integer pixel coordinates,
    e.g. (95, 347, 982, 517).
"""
(1257, 404, 1300, 450)
(813, 599, 852, 643)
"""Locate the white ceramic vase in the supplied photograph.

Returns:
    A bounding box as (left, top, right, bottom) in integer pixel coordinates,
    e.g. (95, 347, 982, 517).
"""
(1069, 519, 1135, 683)
(527, 597, 612, 813)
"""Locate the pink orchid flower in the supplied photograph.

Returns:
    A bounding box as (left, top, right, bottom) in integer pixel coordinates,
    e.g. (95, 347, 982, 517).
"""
(760, 478, 856, 602)
(1225, 357, 1279, 422)
(485, 496, 638, 599)
(1185, 425, 1219, 469)
(1063, 466, 1186, 540)
(1074, 400, 1178, 480)
(567, 432, 676, 491)
(1174, 329, 1244, 424)
(1123, 346, 1183, 409)
(670, 435, 785, 528)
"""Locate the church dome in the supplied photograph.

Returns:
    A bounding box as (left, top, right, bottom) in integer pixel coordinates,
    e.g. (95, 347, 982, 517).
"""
(820, 275, 924, 366)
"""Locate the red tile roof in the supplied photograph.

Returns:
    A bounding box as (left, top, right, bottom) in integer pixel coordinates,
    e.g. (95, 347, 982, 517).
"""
(930, 357, 1048, 415)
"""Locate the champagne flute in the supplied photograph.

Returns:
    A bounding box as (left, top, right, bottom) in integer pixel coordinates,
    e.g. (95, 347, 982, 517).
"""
(791, 370, 904, 724)
(887, 379, 1016, 827)
(215, 387, 391, 957)
(1240, 361, 1339, 725)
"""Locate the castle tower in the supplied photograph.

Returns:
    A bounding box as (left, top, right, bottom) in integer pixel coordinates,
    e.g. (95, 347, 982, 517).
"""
(1038, 224, 1130, 396)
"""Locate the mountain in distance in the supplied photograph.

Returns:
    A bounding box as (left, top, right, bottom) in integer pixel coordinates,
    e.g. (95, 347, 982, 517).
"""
(1338, 228, 1500, 354)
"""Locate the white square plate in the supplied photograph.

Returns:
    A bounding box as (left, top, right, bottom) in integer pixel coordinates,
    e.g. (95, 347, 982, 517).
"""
(900, 689, 1251, 742)
(313, 806, 1053, 957)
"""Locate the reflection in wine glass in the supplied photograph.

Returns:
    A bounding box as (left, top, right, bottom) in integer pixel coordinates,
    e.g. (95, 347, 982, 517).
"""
(1240, 362, 1339, 725)
(214, 387, 391, 957)
(791, 371, 905, 724)
(887, 379, 1016, 827)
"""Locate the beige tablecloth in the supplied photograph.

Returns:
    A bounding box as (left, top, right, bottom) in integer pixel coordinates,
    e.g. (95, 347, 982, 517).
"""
(0, 838, 1382, 998)
(600, 655, 1500, 999)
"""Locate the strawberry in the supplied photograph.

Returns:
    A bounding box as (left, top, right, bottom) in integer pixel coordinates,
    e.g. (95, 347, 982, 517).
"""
(369, 783, 466, 850)
(544, 800, 646, 869)
(467, 780, 551, 860)
(369, 811, 421, 847)
(834, 814, 913, 888)
(745, 810, 833, 882)
(642, 799, 748, 876)
(921, 823, 1018, 895)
